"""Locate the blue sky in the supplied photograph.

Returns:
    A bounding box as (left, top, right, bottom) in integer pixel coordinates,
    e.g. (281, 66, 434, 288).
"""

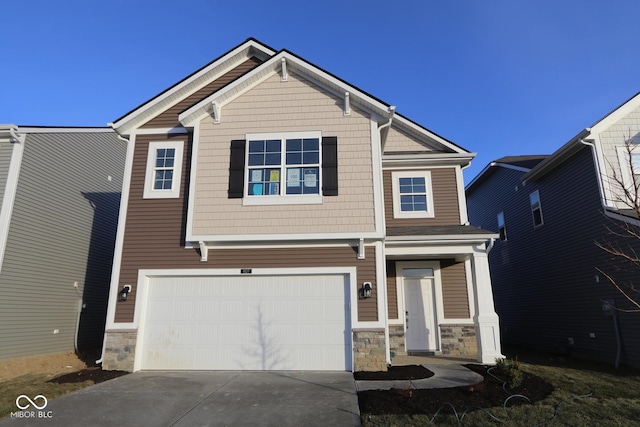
(2, 0, 639, 183)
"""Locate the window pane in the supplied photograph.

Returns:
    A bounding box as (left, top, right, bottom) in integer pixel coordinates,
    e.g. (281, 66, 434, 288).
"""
(248, 153, 264, 166)
(248, 140, 265, 153)
(303, 138, 319, 151)
(265, 153, 281, 165)
(248, 168, 280, 196)
(266, 139, 281, 152)
(287, 138, 302, 152)
(302, 152, 319, 164)
(154, 170, 173, 190)
(286, 152, 302, 164)
(302, 167, 319, 194)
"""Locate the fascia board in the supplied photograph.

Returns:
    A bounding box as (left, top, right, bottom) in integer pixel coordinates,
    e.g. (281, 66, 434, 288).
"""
(385, 235, 498, 243)
(16, 126, 114, 133)
(523, 129, 591, 182)
(187, 231, 384, 243)
(589, 92, 640, 134)
(382, 153, 475, 168)
(179, 51, 395, 126)
(111, 40, 275, 134)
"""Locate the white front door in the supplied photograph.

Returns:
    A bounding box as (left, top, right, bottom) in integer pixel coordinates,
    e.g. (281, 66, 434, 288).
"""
(403, 273, 437, 351)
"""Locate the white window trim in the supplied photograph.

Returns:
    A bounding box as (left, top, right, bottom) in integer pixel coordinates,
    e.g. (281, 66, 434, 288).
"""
(391, 170, 435, 219)
(243, 131, 322, 206)
(143, 141, 184, 199)
(530, 190, 544, 227)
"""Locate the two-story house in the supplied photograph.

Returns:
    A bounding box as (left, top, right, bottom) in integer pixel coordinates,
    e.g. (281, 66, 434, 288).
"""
(99, 38, 503, 372)
(466, 92, 640, 367)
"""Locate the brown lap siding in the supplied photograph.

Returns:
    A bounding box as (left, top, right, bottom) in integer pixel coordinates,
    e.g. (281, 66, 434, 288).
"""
(441, 259, 470, 319)
(115, 134, 377, 322)
(116, 246, 378, 323)
(383, 168, 461, 227)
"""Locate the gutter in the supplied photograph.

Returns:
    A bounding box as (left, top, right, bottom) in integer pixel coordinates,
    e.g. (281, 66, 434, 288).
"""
(378, 106, 396, 152)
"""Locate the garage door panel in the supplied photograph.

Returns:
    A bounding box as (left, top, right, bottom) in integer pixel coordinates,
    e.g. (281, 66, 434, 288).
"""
(140, 274, 351, 371)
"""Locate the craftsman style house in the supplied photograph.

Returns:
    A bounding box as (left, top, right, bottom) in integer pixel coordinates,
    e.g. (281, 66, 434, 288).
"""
(466, 92, 640, 367)
(101, 39, 502, 372)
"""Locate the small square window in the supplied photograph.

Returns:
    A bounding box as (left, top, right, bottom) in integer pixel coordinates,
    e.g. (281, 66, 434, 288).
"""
(144, 141, 184, 199)
(392, 171, 434, 218)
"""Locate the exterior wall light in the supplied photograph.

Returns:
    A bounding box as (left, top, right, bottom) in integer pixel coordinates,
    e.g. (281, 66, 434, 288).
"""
(119, 285, 132, 302)
(361, 282, 373, 299)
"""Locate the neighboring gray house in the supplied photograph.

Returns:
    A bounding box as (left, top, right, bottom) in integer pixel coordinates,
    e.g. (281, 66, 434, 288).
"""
(466, 92, 640, 367)
(0, 126, 126, 361)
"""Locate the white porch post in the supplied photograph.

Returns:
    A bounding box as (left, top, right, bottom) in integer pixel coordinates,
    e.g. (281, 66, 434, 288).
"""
(470, 246, 504, 363)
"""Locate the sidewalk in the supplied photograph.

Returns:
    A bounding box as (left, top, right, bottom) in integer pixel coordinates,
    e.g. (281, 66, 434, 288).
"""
(355, 355, 484, 391)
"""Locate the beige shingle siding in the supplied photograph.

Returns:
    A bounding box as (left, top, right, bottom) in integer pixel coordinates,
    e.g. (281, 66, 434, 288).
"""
(191, 71, 376, 236)
(0, 132, 125, 359)
(599, 104, 640, 208)
(384, 125, 437, 153)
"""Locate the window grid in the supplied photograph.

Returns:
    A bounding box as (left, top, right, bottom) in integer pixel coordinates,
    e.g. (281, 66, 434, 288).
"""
(247, 135, 320, 197)
(153, 148, 176, 190)
(398, 177, 428, 212)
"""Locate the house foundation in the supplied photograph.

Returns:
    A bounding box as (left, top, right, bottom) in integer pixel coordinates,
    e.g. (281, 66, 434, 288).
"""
(102, 330, 137, 372)
(440, 324, 477, 357)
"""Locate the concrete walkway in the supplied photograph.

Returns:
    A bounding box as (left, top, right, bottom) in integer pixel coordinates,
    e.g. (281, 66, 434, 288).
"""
(355, 355, 484, 392)
(1, 371, 360, 427)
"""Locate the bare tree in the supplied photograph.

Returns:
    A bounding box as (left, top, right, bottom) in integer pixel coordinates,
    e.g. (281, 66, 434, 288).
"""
(596, 136, 640, 312)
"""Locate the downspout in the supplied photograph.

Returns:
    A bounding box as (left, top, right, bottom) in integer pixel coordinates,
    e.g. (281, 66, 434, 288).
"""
(377, 107, 395, 367)
(584, 138, 624, 368)
(580, 138, 609, 210)
(378, 106, 396, 152)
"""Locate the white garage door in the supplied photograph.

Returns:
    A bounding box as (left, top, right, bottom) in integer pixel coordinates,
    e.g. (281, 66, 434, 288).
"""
(139, 274, 351, 371)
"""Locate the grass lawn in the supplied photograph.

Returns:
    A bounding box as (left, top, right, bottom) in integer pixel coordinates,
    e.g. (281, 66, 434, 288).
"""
(0, 373, 97, 419)
(362, 351, 640, 426)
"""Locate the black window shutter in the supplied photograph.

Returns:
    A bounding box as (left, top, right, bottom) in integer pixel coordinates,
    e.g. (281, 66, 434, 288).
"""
(228, 140, 246, 198)
(322, 136, 338, 196)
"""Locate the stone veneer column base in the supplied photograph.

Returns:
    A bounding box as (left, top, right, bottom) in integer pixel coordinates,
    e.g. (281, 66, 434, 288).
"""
(353, 328, 387, 372)
(388, 324, 407, 357)
(102, 330, 137, 372)
(440, 324, 477, 358)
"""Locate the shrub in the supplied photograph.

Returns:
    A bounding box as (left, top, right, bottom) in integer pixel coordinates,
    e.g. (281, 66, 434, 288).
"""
(495, 357, 524, 389)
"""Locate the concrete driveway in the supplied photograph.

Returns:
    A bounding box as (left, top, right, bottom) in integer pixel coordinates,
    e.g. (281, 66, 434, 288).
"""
(1, 371, 360, 426)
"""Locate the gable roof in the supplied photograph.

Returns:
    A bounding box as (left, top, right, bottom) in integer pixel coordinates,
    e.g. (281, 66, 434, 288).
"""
(111, 38, 469, 155)
(465, 155, 548, 193)
(523, 92, 640, 182)
(110, 38, 276, 135)
(178, 47, 468, 154)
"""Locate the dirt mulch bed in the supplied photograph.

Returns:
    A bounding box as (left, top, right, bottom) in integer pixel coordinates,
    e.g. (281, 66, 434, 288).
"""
(358, 364, 553, 415)
(354, 365, 434, 381)
(47, 367, 129, 384)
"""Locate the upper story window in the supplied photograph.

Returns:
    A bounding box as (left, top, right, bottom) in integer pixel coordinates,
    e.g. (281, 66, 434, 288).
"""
(143, 141, 184, 199)
(616, 145, 640, 197)
(530, 190, 543, 227)
(497, 212, 507, 241)
(231, 131, 338, 206)
(391, 171, 435, 219)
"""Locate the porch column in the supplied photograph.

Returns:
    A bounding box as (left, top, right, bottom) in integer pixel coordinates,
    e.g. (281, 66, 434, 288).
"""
(470, 247, 504, 364)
